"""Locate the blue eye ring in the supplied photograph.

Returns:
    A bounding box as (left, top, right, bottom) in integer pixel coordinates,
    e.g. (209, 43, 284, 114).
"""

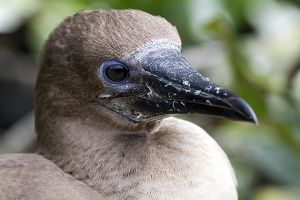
(100, 60, 129, 84)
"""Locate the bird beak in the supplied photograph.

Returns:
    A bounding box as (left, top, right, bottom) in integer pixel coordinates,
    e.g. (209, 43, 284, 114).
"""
(98, 49, 258, 124)
(136, 49, 258, 124)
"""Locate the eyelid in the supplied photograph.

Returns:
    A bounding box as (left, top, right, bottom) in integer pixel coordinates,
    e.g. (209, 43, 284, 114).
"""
(105, 60, 127, 67)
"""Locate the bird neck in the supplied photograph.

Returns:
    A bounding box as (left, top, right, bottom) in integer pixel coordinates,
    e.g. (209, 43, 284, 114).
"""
(35, 98, 162, 190)
(36, 105, 237, 200)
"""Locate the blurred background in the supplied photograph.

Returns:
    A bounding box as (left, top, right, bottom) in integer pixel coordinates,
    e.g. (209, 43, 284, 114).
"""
(0, 0, 300, 199)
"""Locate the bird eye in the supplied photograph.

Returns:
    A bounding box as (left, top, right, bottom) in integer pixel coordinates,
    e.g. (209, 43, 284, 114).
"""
(101, 60, 129, 83)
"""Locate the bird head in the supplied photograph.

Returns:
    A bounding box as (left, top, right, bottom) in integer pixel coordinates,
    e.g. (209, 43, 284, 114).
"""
(37, 9, 257, 128)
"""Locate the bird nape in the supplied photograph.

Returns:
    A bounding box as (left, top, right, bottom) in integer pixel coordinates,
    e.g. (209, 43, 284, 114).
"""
(0, 9, 257, 200)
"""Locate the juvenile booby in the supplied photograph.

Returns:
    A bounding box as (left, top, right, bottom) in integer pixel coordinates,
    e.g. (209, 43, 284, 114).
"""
(0, 9, 257, 200)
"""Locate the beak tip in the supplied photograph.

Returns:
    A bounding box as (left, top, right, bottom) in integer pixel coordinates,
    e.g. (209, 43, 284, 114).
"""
(226, 97, 258, 125)
(243, 103, 259, 125)
(248, 112, 259, 125)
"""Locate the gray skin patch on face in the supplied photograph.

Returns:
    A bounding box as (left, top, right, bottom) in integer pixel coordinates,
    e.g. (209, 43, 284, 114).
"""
(123, 39, 182, 65)
(97, 40, 183, 122)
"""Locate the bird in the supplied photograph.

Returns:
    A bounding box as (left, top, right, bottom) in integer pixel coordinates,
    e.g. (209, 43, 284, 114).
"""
(0, 9, 257, 200)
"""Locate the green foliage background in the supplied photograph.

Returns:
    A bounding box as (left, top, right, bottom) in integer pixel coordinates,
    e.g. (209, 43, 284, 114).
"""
(1, 0, 300, 199)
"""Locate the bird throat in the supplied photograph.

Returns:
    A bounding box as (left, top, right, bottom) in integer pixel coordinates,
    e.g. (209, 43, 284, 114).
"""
(36, 105, 163, 198)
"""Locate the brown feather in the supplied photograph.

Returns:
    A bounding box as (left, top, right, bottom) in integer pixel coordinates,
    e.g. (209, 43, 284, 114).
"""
(0, 154, 104, 199)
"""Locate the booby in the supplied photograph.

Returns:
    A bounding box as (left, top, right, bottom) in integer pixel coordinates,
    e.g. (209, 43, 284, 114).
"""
(0, 9, 257, 200)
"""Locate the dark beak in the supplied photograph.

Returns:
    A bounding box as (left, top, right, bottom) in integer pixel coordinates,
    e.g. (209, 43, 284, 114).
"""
(98, 49, 258, 124)
(136, 49, 258, 124)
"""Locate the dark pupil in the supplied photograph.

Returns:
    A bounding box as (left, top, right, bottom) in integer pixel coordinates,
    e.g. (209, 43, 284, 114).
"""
(105, 65, 128, 82)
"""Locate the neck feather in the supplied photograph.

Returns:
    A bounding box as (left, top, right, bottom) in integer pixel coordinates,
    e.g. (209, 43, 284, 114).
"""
(36, 103, 160, 197)
(36, 103, 237, 200)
